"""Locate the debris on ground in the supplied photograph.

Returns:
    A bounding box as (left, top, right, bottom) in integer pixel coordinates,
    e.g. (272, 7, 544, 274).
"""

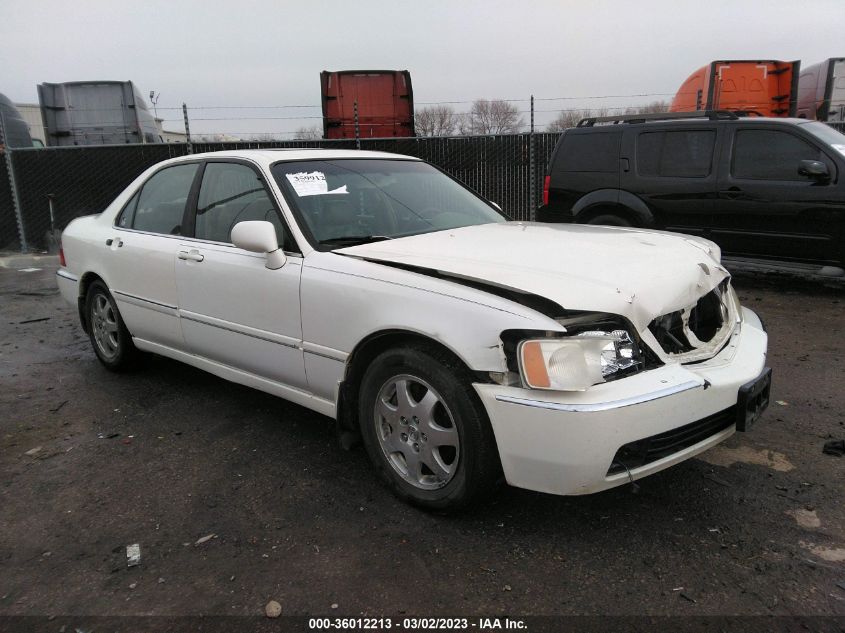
(775, 400, 789, 406)
(18, 317, 50, 324)
(126, 544, 141, 567)
(331, 603, 339, 609)
(822, 440, 845, 457)
(24, 446, 42, 456)
(194, 533, 216, 546)
(265, 600, 282, 618)
(49, 401, 68, 413)
(680, 593, 697, 603)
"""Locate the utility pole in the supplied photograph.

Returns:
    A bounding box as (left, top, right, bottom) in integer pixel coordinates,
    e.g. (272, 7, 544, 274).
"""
(529, 94, 536, 222)
(182, 103, 192, 154)
(353, 100, 361, 150)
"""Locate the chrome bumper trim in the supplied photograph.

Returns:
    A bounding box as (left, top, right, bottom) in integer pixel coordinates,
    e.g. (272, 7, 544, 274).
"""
(494, 380, 702, 413)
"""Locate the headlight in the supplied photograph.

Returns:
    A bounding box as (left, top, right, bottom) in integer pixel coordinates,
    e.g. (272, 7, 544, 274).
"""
(517, 330, 642, 391)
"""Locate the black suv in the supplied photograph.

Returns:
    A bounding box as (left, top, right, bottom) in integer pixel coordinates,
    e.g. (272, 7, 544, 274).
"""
(538, 111, 845, 271)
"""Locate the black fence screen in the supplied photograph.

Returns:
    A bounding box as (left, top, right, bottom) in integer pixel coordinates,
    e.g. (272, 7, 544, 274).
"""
(0, 133, 562, 251)
(0, 158, 17, 251)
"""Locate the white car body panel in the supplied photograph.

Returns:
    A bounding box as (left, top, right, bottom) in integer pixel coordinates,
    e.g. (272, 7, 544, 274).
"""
(174, 240, 306, 390)
(57, 149, 770, 498)
(337, 221, 728, 334)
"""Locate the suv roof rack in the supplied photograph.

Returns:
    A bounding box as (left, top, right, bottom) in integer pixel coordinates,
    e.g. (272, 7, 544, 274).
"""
(577, 110, 740, 127)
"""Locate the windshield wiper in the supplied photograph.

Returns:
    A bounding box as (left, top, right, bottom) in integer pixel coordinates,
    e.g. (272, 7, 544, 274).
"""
(318, 235, 394, 246)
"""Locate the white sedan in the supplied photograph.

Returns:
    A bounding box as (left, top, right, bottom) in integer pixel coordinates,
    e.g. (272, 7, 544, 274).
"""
(57, 149, 770, 510)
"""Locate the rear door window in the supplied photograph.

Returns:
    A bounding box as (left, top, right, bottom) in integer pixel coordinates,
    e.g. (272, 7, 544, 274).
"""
(636, 130, 716, 178)
(132, 164, 199, 235)
(732, 129, 824, 180)
(555, 131, 621, 173)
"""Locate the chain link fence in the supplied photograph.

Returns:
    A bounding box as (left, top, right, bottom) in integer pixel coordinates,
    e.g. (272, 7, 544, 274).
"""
(0, 133, 561, 251)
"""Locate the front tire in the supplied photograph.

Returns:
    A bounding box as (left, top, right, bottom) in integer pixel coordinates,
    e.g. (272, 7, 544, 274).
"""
(358, 345, 501, 511)
(85, 280, 139, 371)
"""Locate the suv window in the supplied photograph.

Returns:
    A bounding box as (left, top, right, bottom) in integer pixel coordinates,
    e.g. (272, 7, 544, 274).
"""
(732, 130, 823, 180)
(556, 131, 620, 173)
(132, 164, 199, 235)
(196, 162, 292, 249)
(637, 130, 715, 178)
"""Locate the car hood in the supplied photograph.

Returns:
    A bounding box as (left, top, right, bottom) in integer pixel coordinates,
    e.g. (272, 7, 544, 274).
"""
(337, 222, 729, 331)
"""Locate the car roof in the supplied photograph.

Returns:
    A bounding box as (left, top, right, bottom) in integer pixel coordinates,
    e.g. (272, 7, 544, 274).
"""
(164, 148, 419, 168)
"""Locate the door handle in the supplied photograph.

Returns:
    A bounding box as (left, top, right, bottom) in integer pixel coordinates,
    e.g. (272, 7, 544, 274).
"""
(178, 249, 205, 262)
(719, 187, 744, 200)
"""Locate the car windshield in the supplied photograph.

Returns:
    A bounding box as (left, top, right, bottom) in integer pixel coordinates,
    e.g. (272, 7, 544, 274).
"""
(271, 159, 507, 247)
(800, 120, 845, 152)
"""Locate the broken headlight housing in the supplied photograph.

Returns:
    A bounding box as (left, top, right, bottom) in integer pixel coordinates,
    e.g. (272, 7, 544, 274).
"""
(517, 329, 643, 392)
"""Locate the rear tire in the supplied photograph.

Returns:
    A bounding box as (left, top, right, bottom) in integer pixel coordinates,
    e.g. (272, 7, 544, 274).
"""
(85, 281, 139, 372)
(358, 345, 501, 511)
(583, 211, 632, 227)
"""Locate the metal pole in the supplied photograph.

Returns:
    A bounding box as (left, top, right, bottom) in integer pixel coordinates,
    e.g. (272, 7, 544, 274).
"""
(529, 94, 536, 222)
(0, 110, 28, 253)
(353, 100, 361, 150)
(182, 103, 193, 154)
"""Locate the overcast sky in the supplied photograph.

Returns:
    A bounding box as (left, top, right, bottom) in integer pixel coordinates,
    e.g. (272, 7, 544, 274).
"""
(3, 0, 844, 136)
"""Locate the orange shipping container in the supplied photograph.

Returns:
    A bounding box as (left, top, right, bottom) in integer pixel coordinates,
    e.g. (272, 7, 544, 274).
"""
(670, 60, 800, 117)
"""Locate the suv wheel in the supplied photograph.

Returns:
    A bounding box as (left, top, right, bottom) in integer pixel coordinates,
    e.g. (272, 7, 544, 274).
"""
(584, 211, 632, 227)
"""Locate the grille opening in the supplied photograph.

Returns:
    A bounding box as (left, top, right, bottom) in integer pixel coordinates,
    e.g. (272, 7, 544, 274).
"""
(607, 407, 736, 475)
(647, 282, 728, 355)
(688, 288, 723, 342)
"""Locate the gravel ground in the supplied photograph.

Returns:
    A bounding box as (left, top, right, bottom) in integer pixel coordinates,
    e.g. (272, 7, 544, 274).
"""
(0, 261, 843, 625)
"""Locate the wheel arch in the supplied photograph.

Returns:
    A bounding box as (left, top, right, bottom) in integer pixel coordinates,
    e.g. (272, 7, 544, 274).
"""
(572, 189, 655, 227)
(77, 271, 107, 334)
(337, 329, 487, 433)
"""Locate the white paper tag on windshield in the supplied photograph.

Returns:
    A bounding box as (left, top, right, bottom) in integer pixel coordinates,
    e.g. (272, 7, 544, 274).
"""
(286, 171, 327, 196)
(832, 144, 845, 157)
(285, 171, 348, 197)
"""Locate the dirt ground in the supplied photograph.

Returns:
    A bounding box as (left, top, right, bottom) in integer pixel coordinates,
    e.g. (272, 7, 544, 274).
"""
(1, 261, 843, 624)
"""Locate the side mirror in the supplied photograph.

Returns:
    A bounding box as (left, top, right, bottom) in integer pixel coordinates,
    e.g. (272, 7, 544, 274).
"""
(231, 221, 286, 269)
(798, 159, 830, 182)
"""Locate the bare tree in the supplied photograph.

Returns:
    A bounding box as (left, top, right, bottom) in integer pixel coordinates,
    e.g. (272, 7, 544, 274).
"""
(623, 100, 670, 115)
(244, 133, 282, 141)
(546, 108, 609, 132)
(461, 99, 524, 135)
(293, 126, 323, 141)
(415, 105, 457, 136)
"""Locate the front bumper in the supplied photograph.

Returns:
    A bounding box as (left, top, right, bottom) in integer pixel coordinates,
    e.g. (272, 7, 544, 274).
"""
(474, 307, 768, 496)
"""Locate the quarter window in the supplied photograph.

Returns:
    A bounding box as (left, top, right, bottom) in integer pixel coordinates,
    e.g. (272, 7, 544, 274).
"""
(637, 130, 716, 178)
(132, 164, 199, 235)
(732, 130, 823, 180)
(556, 132, 621, 173)
(116, 191, 140, 228)
(195, 162, 292, 248)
